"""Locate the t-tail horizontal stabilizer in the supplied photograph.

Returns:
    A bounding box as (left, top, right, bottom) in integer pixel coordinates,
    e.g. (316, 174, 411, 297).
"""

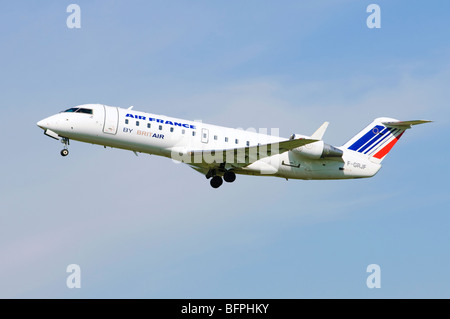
(382, 120, 433, 128)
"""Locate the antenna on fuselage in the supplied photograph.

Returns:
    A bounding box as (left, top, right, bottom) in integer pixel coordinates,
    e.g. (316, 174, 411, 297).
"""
(128, 105, 134, 110)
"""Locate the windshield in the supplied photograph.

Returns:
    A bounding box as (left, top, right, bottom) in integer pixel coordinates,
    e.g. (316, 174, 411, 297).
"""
(63, 108, 78, 113)
(62, 108, 93, 114)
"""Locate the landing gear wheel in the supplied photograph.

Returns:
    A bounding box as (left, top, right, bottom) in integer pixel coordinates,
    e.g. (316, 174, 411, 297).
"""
(223, 170, 236, 183)
(210, 176, 223, 188)
(60, 138, 70, 157)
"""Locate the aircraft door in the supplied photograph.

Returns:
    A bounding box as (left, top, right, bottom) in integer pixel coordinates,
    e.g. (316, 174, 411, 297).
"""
(103, 105, 119, 135)
(201, 128, 209, 143)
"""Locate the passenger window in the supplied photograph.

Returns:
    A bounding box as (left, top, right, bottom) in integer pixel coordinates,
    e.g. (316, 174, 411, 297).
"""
(125, 119, 129, 124)
(182, 129, 185, 134)
(214, 135, 217, 140)
(225, 137, 228, 142)
(159, 125, 163, 130)
(203, 133, 207, 138)
(246, 141, 250, 147)
(170, 127, 174, 132)
(235, 139, 239, 144)
(192, 131, 196, 137)
(136, 121, 139, 126)
(147, 123, 151, 129)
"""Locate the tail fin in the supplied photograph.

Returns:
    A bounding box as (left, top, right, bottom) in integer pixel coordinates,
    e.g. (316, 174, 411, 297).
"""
(342, 117, 431, 163)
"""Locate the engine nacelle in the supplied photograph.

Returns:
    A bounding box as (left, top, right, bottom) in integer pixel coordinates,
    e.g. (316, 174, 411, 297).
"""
(290, 134, 343, 159)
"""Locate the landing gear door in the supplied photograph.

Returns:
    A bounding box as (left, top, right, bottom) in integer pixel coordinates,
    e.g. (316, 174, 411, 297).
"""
(201, 128, 209, 144)
(103, 105, 119, 135)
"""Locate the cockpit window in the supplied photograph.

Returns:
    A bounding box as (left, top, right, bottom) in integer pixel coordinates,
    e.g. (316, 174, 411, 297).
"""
(62, 108, 93, 115)
(64, 108, 79, 113)
(78, 108, 93, 114)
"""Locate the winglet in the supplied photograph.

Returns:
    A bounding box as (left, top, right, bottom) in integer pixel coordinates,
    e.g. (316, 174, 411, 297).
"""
(311, 122, 329, 140)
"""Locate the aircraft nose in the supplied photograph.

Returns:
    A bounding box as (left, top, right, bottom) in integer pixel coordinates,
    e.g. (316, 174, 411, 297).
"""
(37, 119, 47, 129)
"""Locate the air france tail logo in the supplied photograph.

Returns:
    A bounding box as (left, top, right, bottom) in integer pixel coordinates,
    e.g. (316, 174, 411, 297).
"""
(126, 113, 196, 129)
(348, 125, 403, 157)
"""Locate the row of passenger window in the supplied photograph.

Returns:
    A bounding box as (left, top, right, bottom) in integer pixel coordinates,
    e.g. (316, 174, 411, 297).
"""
(126, 119, 180, 133)
(126, 119, 251, 146)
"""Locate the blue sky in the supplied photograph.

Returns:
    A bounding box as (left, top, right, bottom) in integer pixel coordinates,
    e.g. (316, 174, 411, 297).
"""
(1, 1, 449, 298)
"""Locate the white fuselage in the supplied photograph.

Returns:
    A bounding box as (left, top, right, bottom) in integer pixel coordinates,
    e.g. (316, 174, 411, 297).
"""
(37, 104, 381, 181)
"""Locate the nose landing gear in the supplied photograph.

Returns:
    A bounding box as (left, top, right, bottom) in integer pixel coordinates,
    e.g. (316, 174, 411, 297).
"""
(60, 138, 70, 157)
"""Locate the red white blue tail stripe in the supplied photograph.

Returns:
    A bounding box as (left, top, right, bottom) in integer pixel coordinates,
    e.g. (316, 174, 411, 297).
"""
(347, 124, 405, 159)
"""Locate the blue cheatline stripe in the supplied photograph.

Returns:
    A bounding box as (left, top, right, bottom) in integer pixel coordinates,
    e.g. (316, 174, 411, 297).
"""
(348, 125, 384, 151)
(358, 127, 391, 153)
(365, 128, 399, 155)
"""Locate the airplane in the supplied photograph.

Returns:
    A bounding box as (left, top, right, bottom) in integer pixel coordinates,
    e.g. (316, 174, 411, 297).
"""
(37, 104, 431, 188)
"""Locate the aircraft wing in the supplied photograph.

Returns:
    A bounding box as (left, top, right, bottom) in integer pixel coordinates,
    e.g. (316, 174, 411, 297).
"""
(181, 137, 318, 168)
